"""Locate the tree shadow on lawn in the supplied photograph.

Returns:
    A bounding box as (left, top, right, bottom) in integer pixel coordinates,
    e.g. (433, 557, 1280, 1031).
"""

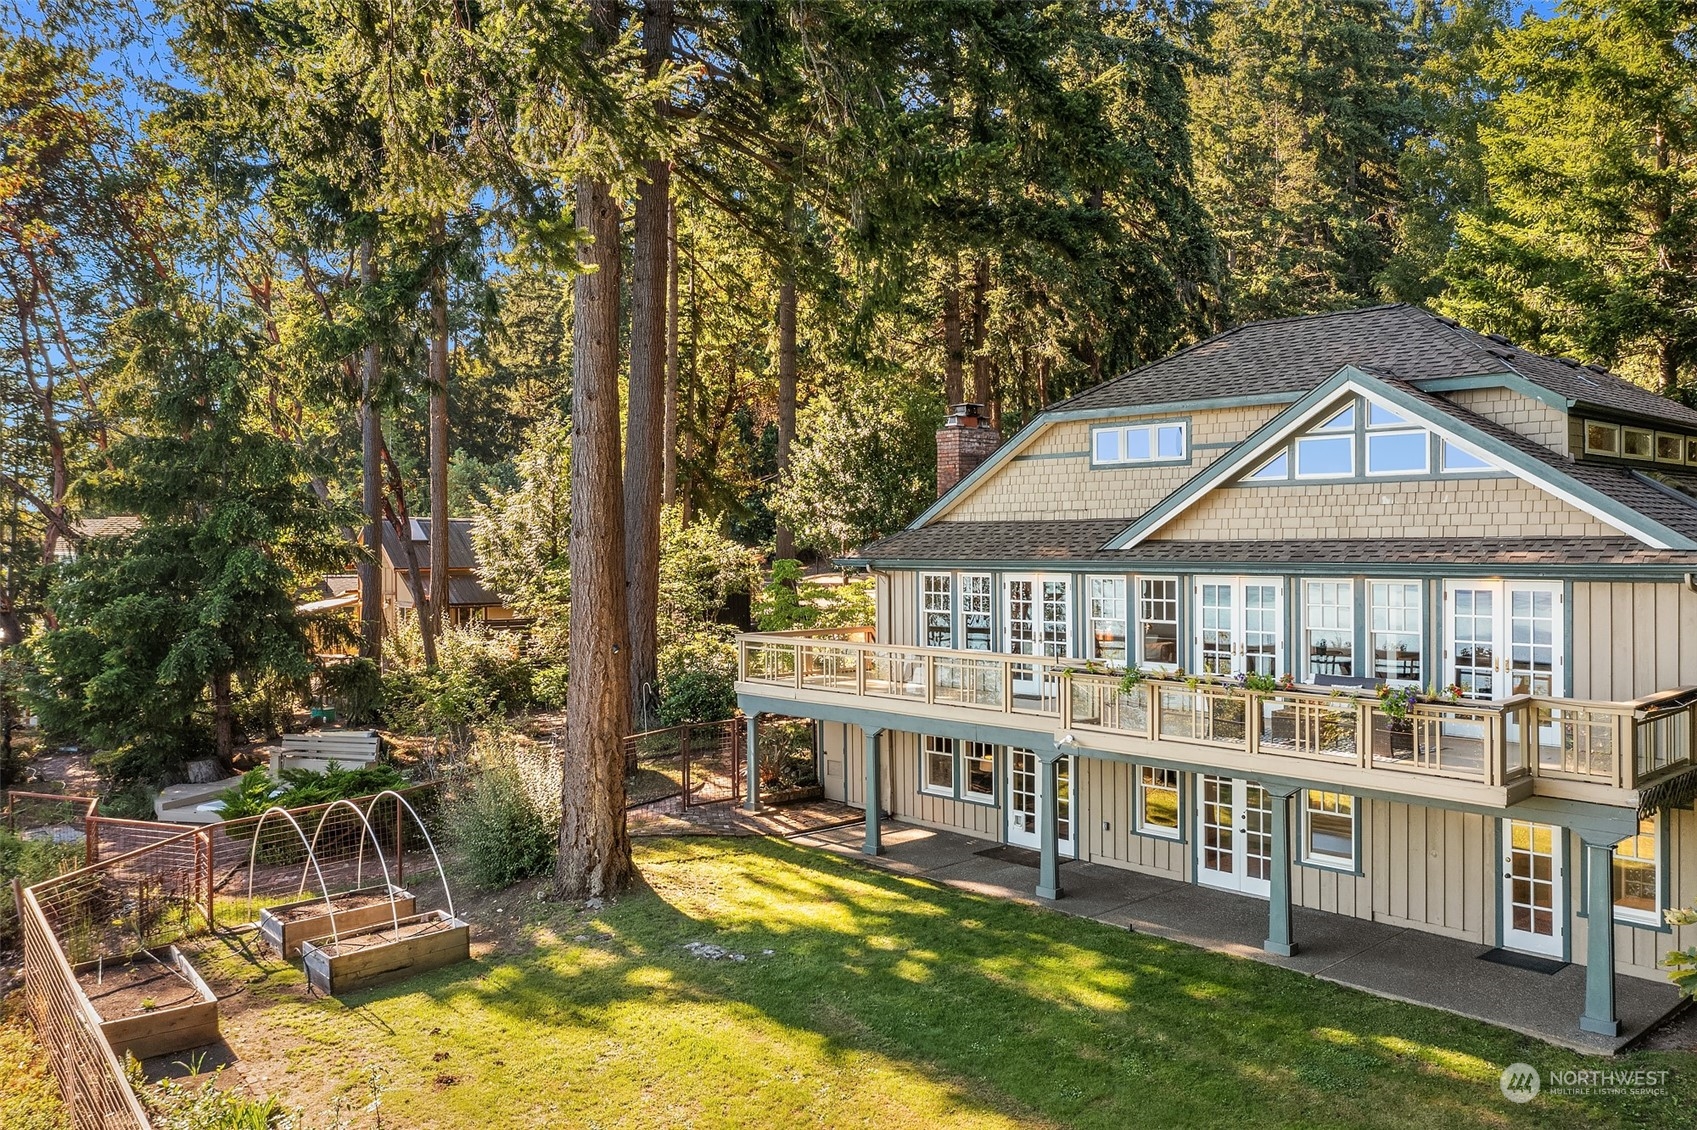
(244, 837, 1692, 1130)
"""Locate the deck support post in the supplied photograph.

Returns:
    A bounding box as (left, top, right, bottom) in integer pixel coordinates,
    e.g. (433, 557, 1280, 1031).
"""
(1579, 834, 1619, 1037)
(863, 728, 884, 856)
(1037, 747, 1063, 900)
(743, 713, 762, 813)
(1263, 784, 1300, 957)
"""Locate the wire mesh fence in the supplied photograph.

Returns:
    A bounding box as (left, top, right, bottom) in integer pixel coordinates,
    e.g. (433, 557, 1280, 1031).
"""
(16, 782, 444, 1130)
(623, 719, 745, 811)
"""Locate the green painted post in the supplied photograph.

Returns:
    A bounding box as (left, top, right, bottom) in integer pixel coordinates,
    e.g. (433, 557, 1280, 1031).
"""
(863, 728, 883, 856)
(1037, 752, 1062, 900)
(743, 714, 762, 813)
(1579, 837, 1619, 1036)
(1264, 785, 1299, 957)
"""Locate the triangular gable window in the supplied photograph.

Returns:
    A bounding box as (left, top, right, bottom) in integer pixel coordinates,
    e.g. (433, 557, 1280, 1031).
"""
(1317, 405, 1355, 431)
(1246, 451, 1289, 481)
(1236, 395, 1504, 484)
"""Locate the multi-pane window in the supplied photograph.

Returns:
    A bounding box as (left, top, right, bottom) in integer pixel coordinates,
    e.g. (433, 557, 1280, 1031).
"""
(1137, 578, 1180, 667)
(1137, 767, 1180, 838)
(962, 742, 995, 802)
(1093, 421, 1188, 465)
(1295, 405, 1356, 478)
(960, 574, 993, 651)
(1040, 580, 1070, 658)
(921, 735, 955, 796)
(922, 573, 954, 648)
(1304, 581, 1354, 679)
(1365, 403, 1429, 475)
(1303, 791, 1355, 867)
(1613, 815, 1659, 924)
(1088, 577, 1128, 665)
(1370, 582, 1422, 686)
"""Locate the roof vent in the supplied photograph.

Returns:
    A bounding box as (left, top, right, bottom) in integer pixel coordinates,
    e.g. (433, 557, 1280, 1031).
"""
(1486, 347, 1517, 361)
(1585, 363, 1609, 374)
(1486, 333, 1514, 346)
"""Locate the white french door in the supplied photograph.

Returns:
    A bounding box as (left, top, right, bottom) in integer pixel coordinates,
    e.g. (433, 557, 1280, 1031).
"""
(1195, 577, 1284, 676)
(1005, 749, 1074, 854)
(1444, 581, 1564, 702)
(1196, 775, 1272, 897)
(1501, 819, 1565, 958)
(1004, 575, 1070, 706)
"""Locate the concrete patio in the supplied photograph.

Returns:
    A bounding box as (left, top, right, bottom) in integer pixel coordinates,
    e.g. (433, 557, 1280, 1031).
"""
(789, 818, 1687, 1056)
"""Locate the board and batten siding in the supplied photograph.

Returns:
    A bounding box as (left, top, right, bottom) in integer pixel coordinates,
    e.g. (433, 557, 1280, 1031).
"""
(1075, 759, 1188, 880)
(818, 724, 999, 840)
(1570, 581, 1697, 700)
(1369, 801, 1493, 943)
(874, 570, 920, 647)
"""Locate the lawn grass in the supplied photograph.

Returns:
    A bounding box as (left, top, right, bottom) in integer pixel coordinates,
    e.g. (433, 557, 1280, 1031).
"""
(178, 836, 1690, 1129)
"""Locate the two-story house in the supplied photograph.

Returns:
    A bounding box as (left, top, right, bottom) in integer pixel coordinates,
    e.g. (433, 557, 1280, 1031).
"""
(734, 304, 1697, 1040)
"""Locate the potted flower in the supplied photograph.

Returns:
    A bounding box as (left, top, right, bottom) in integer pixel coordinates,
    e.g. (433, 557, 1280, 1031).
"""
(1372, 684, 1420, 759)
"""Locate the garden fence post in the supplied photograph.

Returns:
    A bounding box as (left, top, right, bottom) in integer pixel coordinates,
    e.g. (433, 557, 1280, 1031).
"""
(203, 829, 215, 927)
(395, 793, 406, 890)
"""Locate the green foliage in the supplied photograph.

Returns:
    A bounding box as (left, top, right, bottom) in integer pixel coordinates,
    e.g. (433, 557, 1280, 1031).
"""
(1188, 0, 1417, 319)
(770, 380, 940, 555)
(213, 764, 409, 822)
(1436, 0, 1697, 397)
(656, 634, 738, 726)
(142, 1069, 291, 1129)
(0, 828, 83, 945)
(754, 561, 875, 633)
(321, 659, 383, 727)
(380, 621, 536, 737)
(446, 732, 557, 889)
(98, 784, 156, 820)
(471, 414, 571, 622)
(1666, 904, 1697, 997)
(657, 506, 760, 650)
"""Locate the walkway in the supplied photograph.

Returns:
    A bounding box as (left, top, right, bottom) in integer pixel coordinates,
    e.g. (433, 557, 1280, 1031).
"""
(790, 819, 1685, 1056)
(628, 798, 861, 838)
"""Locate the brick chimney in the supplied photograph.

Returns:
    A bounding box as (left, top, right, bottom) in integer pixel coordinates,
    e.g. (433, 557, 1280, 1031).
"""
(936, 403, 1001, 497)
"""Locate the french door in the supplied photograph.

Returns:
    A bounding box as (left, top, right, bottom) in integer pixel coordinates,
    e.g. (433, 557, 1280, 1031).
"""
(1195, 577, 1284, 676)
(1006, 749, 1074, 854)
(1501, 819, 1565, 958)
(1444, 581, 1564, 701)
(1005, 576, 1070, 707)
(1196, 775, 1272, 897)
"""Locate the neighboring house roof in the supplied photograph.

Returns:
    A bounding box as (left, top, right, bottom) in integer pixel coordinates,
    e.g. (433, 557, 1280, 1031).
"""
(448, 575, 501, 607)
(71, 515, 144, 539)
(318, 573, 360, 598)
(844, 524, 1697, 571)
(379, 517, 481, 573)
(297, 592, 360, 614)
(1050, 303, 1697, 428)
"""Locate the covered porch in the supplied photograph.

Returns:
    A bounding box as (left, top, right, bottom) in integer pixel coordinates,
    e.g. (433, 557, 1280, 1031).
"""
(788, 818, 1686, 1056)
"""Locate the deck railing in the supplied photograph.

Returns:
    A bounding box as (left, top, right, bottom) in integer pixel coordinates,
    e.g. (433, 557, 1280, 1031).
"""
(738, 630, 1697, 793)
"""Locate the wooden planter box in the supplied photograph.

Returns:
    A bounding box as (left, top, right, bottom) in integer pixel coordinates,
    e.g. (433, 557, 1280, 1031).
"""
(761, 784, 825, 805)
(300, 910, 470, 995)
(258, 885, 417, 959)
(73, 947, 219, 1062)
(1372, 720, 1416, 760)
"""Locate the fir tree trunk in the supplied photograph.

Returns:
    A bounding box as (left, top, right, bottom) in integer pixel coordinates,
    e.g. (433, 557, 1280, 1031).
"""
(560, 0, 635, 898)
(971, 255, 992, 409)
(943, 259, 965, 406)
(773, 266, 798, 561)
(211, 670, 234, 769)
(427, 216, 450, 658)
(624, 0, 673, 731)
(662, 193, 680, 507)
(359, 237, 383, 662)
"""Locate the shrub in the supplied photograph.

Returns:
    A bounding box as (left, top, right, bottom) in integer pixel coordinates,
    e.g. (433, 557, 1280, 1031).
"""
(656, 633, 737, 725)
(321, 658, 383, 726)
(380, 623, 535, 737)
(0, 829, 84, 947)
(446, 729, 557, 888)
(533, 663, 569, 709)
(213, 763, 409, 821)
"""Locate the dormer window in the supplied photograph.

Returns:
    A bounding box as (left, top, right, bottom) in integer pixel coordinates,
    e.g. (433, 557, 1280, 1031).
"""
(1093, 420, 1187, 466)
(1623, 427, 1655, 460)
(1584, 422, 1621, 456)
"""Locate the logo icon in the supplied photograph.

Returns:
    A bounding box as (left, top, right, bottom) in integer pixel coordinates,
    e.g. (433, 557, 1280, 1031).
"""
(1500, 1063, 1541, 1103)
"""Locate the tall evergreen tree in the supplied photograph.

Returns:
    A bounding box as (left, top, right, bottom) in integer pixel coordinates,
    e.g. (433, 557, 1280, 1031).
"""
(1438, 0, 1697, 397)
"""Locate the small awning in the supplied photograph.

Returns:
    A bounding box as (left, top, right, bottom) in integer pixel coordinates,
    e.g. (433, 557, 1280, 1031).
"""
(297, 592, 360, 615)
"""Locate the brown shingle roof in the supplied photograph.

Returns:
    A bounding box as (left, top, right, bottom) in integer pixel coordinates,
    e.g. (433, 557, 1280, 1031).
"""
(1055, 304, 1697, 429)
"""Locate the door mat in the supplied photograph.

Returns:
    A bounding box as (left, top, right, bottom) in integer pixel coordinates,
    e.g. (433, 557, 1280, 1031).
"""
(974, 845, 1044, 868)
(1478, 948, 1567, 975)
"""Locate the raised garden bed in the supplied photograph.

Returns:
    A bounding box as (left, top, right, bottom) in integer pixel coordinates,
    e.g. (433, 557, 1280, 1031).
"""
(762, 784, 825, 805)
(258, 885, 417, 959)
(73, 946, 219, 1061)
(300, 910, 469, 995)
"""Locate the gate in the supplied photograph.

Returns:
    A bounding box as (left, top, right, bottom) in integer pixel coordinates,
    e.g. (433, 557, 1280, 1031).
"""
(624, 718, 745, 811)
